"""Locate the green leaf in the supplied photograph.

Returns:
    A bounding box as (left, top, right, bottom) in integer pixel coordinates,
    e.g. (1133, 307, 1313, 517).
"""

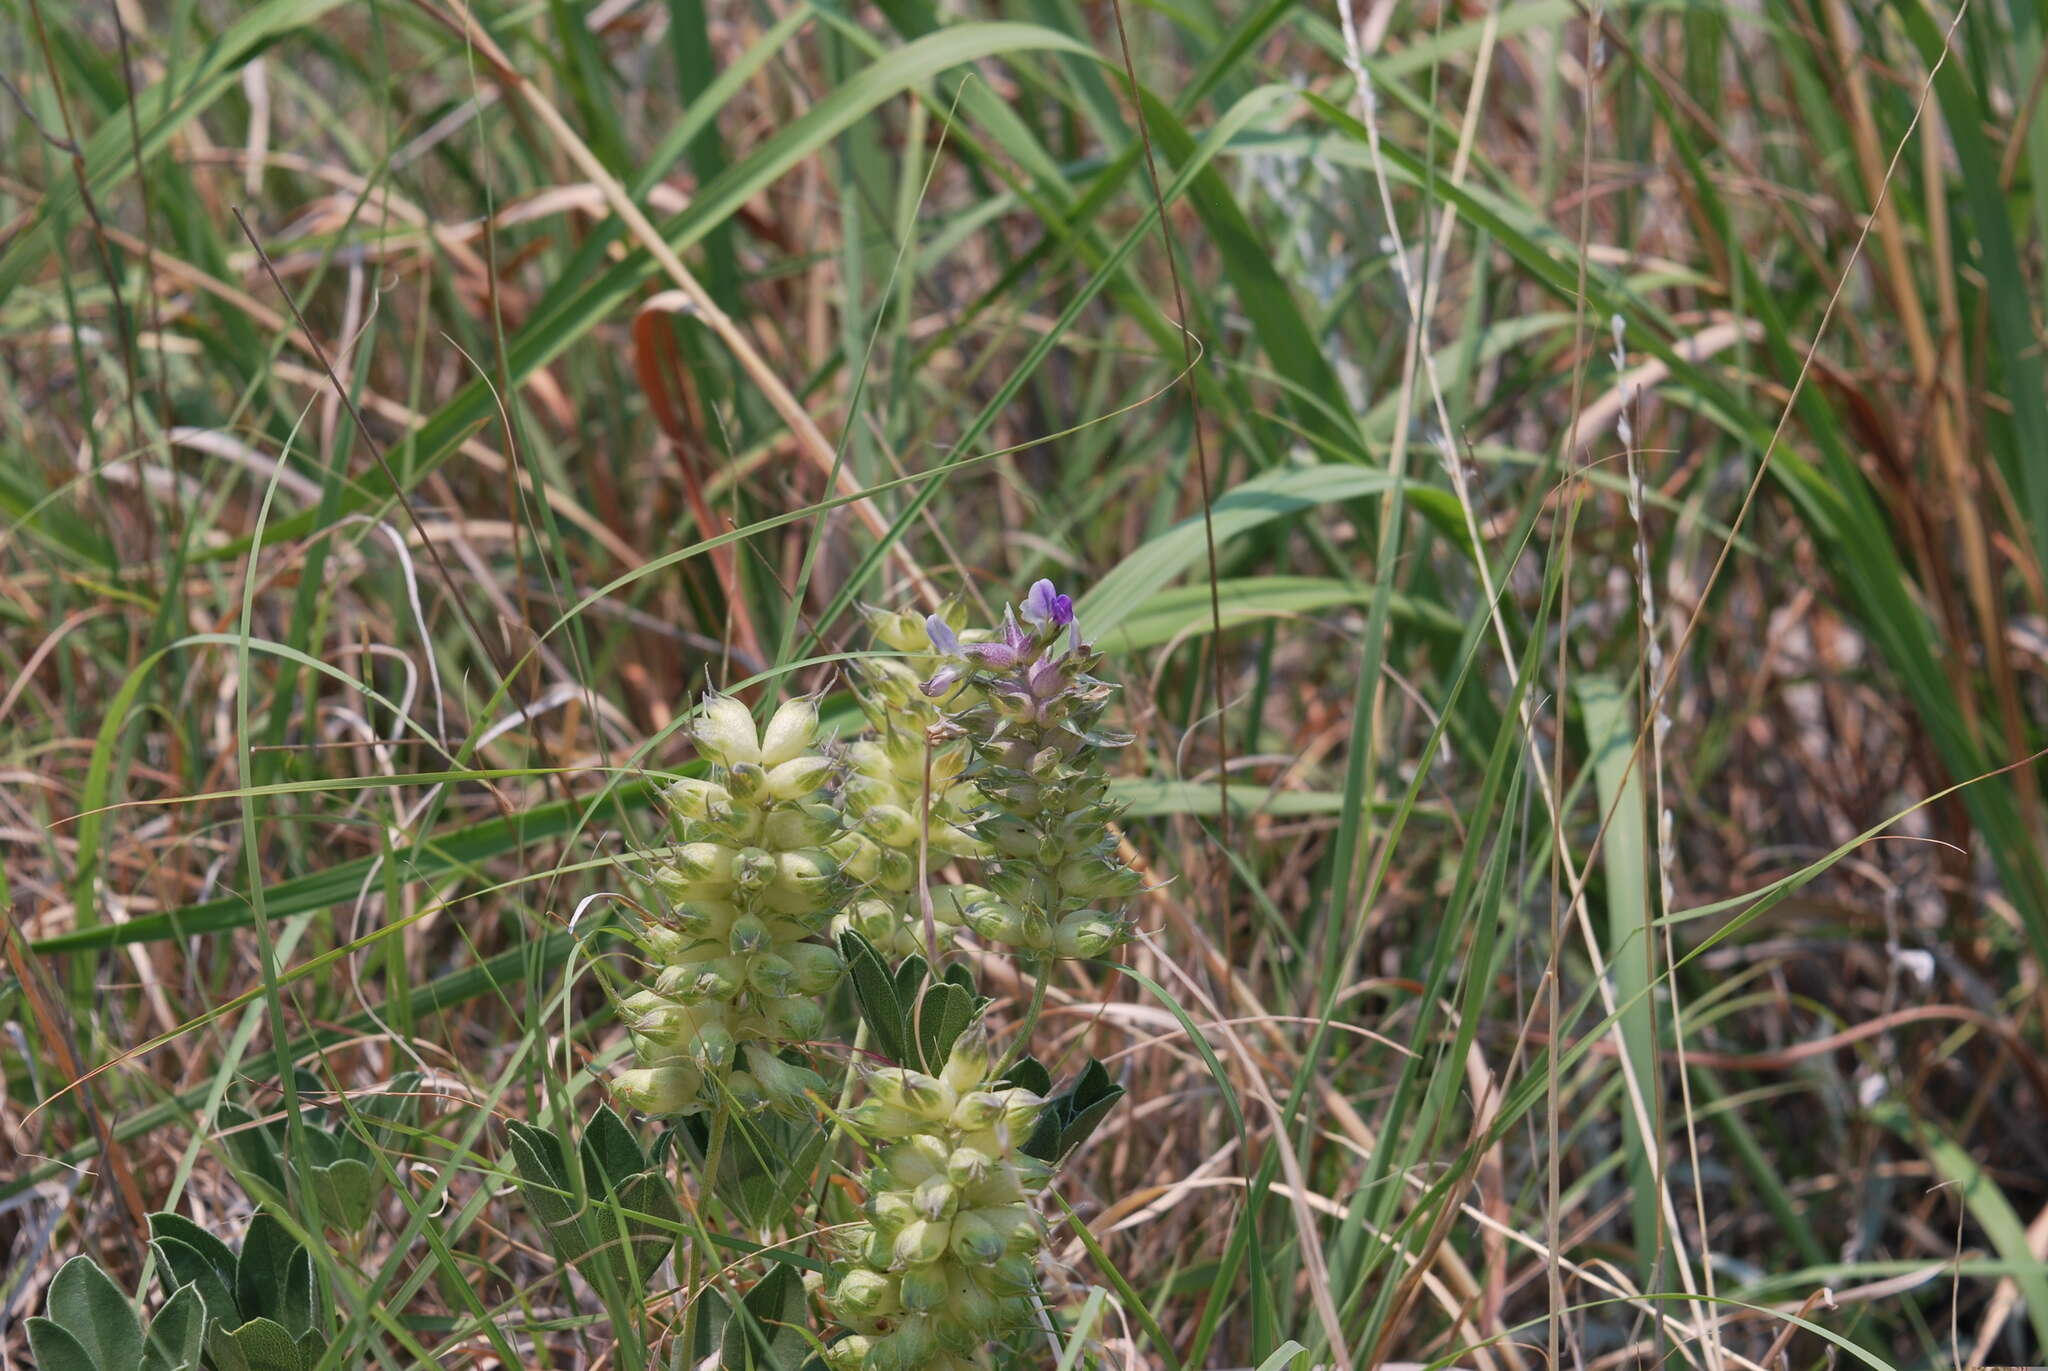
(234, 1214, 311, 1333)
(220, 1104, 291, 1199)
(212, 1317, 312, 1371)
(142, 1283, 209, 1371)
(1100, 577, 1462, 654)
(150, 1237, 239, 1331)
(309, 1160, 375, 1231)
(44, 1254, 143, 1371)
(1024, 1059, 1127, 1164)
(1078, 466, 1413, 638)
(1001, 1056, 1053, 1097)
(26, 1317, 99, 1371)
(719, 1264, 809, 1371)
(912, 980, 979, 1074)
(838, 930, 910, 1065)
(579, 1104, 650, 1186)
(505, 1120, 596, 1265)
(1869, 1101, 2048, 1351)
(610, 1169, 685, 1281)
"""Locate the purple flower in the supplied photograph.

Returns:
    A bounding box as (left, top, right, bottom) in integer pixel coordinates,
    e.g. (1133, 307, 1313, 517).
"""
(926, 614, 963, 655)
(1020, 579, 1075, 630)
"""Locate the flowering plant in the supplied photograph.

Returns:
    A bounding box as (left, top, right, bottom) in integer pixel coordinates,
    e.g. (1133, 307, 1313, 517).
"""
(600, 579, 1134, 1370)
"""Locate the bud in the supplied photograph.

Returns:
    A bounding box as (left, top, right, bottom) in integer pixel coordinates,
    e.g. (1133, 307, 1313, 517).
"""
(766, 754, 833, 800)
(889, 1219, 949, 1269)
(849, 1098, 926, 1139)
(944, 1269, 1000, 1334)
(747, 953, 796, 998)
(764, 802, 842, 849)
(947, 1210, 1005, 1266)
(634, 924, 692, 964)
(872, 1189, 917, 1230)
(898, 1264, 948, 1313)
(724, 760, 767, 802)
(873, 845, 916, 893)
(1058, 857, 1143, 900)
(941, 1023, 992, 1091)
(759, 695, 820, 767)
(691, 1020, 734, 1069)
(820, 833, 872, 885)
(995, 1087, 1043, 1134)
(784, 942, 844, 994)
(868, 1066, 950, 1117)
(731, 847, 777, 890)
(986, 1254, 1036, 1294)
(1055, 910, 1128, 959)
(822, 1336, 871, 1371)
(860, 803, 922, 848)
(947, 1146, 994, 1187)
(727, 912, 772, 955)
(913, 1175, 959, 1221)
(750, 1050, 825, 1116)
(611, 1064, 704, 1114)
(663, 776, 733, 823)
(931, 823, 990, 859)
(667, 901, 728, 940)
(978, 1205, 1040, 1255)
(673, 958, 741, 1003)
(669, 842, 733, 883)
(762, 996, 824, 1042)
(950, 1091, 1006, 1131)
(832, 1270, 896, 1319)
(725, 1070, 767, 1113)
(692, 693, 760, 766)
(961, 899, 1028, 947)
(879, 1135, 949, 1184)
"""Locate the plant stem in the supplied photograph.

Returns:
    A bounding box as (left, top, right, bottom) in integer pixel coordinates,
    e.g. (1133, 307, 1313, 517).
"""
(995, 961, 1051, 1079)
(679, 1090, 732, 1362)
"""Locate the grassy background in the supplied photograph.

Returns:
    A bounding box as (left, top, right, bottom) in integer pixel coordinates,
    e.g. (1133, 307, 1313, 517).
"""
(3, 0, 2047, 1368)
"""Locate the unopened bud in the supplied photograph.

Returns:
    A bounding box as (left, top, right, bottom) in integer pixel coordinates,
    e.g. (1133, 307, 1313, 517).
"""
(898, 1264, 947, 1313)
(611, 1065, 703, 1114)
(727, 912, 771, 955)
(889, 1218, 949, 1268)
(747, 954, 795, 998)
(1055, 911, 1127, 959)
(759, 696, 820, 766)
(764, 803, 842, 849)
(833, 1270, 895, 1318)
(1059, 857, 1142, 900)
(766, 754, 833, 800)
(692, 694, 760, 766)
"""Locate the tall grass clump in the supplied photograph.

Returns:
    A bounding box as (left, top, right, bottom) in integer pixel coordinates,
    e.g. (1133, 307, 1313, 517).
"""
(4, 1, 2048, 1369)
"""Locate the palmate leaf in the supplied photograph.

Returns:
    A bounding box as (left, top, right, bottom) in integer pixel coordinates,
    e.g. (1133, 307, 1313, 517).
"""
(839, 930, 988, 1072)
(1023, 1059, 1127, 1165)
(25, 1318, 98, 1371)
(209, 1317, 320, 1371)
(28, 1253, 210, 1371)
(142, 1284, 210, 1371)
(718, 1264, 814, 1371)
(43, 1253, 143, 1371)
(506, 1110, 680, 1292)
(235, 1214, 317, 1337)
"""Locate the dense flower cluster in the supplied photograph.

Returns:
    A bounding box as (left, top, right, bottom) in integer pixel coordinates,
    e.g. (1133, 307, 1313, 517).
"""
(835, 604, 987, 958)
(919, 581, 1139, 961)
(612, 694, 843, 1117)
(605, 579, 1134, 1369)
(822, 1026, 1047, 1371)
